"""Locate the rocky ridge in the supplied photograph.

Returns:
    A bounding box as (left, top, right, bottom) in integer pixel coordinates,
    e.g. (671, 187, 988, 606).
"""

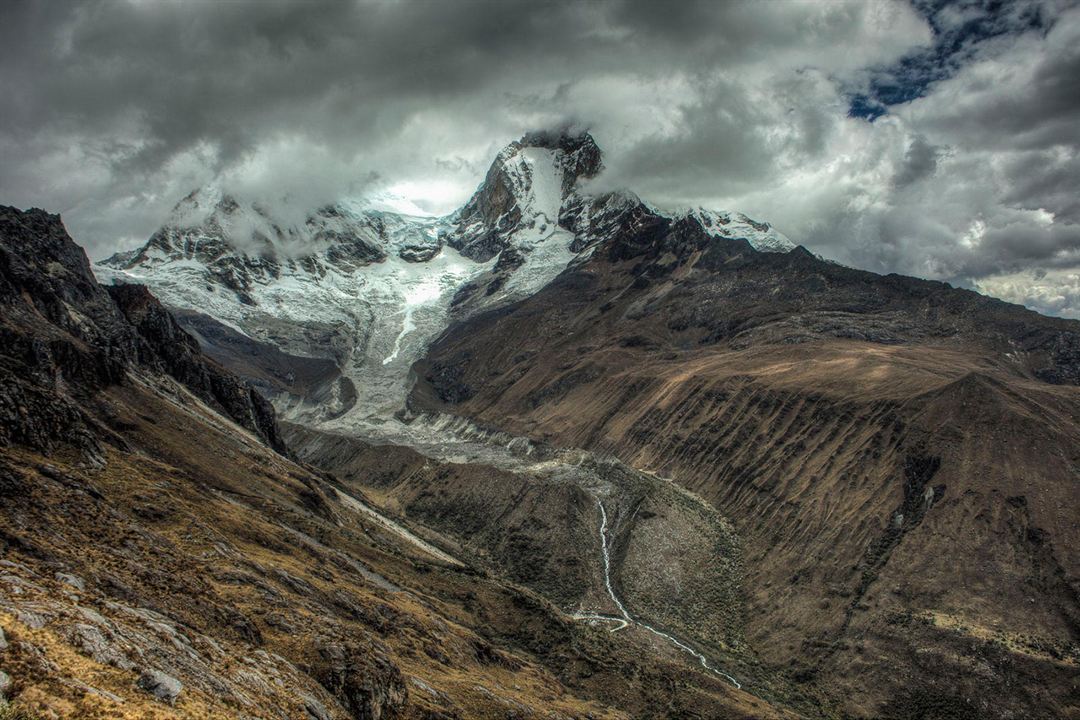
(0, 206, 284, 456)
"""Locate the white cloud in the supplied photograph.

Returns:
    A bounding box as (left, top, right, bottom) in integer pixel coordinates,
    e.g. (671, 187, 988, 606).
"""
(1, 0, 1078, 318)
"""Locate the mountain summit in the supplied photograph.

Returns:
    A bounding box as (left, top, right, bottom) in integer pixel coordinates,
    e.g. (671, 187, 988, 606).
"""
(97, 133, 796, 431)
(449, 130, 603, 261)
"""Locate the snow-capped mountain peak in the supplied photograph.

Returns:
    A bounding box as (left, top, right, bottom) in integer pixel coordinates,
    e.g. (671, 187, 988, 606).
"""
(664, 206, 796, 253)
(97, 131, 800, 439)
(447, 130, 603, 262)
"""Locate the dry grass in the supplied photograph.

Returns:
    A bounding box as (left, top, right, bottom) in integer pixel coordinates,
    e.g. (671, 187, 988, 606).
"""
(0, 374, 792, 719)
(0, 698, 43, 720)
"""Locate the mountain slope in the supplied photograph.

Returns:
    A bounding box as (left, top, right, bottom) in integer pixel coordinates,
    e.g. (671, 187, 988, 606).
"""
(0, 206, 284, 456)
(410, 211, 1080, 718)
(0, 206, 803, 719)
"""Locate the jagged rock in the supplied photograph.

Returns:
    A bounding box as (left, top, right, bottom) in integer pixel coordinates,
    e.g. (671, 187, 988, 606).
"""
(398, 244, 442, 263)
(136, 669, 183, 704)
(313, 641, 407, 720)
(54, 573, 85, 592)
(448, 131, 603, 262)
(0, 669, 11, 695)
(302, 693, 332, 720)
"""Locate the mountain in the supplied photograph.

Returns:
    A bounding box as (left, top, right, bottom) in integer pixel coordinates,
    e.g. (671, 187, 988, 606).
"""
(0, 207, 284, 456)
(6, 130, 1078, 720)
(0, 205, 796, 719)
(98, 131, 794, 436)
(410, 207, 1080, 718)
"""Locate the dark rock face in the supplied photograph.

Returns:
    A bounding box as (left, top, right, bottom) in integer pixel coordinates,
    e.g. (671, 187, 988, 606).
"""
(520, 129, 604, 193)
(559, 191, 648, 253)
(448, 131, 604, 262)
(320, 229, 386, 268)
(397, 243, 442, 263)
(313, 641, 407, 720)
(0, 205, 287, 457)
(107, 284, 288, 454)
(0, 208, 133, 454)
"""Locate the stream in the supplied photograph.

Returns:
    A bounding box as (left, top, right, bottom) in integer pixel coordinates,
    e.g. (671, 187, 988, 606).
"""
(584, 498, 742, 689)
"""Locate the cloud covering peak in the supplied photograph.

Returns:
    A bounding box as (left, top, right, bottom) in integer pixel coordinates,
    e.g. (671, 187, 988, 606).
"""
(1, 0, 1078, 316)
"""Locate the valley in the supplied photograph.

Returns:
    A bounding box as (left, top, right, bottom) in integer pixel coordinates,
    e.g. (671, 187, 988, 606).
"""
(0, 204, 794, 719)
(1, 129, 1077, 720)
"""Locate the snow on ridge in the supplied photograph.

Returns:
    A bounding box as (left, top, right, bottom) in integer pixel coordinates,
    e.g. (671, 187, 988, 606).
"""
(516, 147, 564, 222)
(651, 204, 796, 253)
(99, 135, 802, 443)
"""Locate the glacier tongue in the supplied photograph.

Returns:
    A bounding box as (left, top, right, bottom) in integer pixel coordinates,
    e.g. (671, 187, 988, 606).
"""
(336, 245, 486, 423)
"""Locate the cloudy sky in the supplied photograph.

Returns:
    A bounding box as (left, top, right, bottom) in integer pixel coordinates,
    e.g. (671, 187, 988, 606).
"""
(2, 0, 1079, 317)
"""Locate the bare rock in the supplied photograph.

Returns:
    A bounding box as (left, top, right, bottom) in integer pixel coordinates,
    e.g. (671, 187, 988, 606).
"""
(302, 693, 332, 720)
(55, 572, 85, 592)
(69, 623, 134, 671)
(313, 641, 407, 720)
(136, 669, 182, 704)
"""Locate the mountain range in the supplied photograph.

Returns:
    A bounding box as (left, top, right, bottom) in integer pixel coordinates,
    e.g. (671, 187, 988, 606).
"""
(0, 132, 1077, 720)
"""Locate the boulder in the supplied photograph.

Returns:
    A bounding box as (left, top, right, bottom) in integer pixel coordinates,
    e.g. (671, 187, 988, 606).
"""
(302, 693, 333, 720)
(136, 669, 182, 704)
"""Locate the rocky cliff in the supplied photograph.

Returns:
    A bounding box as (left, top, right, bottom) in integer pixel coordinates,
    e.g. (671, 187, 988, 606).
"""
(0, 206, 285, 455)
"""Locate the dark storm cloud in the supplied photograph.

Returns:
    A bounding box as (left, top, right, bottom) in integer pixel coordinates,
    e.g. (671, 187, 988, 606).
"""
(892, 135, 941, 188)
(1, 0, 1079, 317)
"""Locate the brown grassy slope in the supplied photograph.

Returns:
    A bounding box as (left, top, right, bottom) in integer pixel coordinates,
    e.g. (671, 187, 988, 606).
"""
(0, 372, 792, 720)
(410, 219, 1080, 718)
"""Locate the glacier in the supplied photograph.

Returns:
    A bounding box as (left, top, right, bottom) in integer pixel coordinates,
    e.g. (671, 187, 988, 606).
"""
(97, 131, 797, 444)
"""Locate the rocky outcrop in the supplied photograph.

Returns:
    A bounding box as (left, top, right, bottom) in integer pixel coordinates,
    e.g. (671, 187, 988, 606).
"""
(107, 284, 288, 454)
(0, 205, 287, 457)
(312, 641, 407, 720)
(447, 130, 603, 262)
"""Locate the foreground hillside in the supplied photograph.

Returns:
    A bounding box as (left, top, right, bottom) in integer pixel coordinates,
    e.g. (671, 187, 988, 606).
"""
(412, 213, 1080, 718)
(0, 206, 796, 719)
